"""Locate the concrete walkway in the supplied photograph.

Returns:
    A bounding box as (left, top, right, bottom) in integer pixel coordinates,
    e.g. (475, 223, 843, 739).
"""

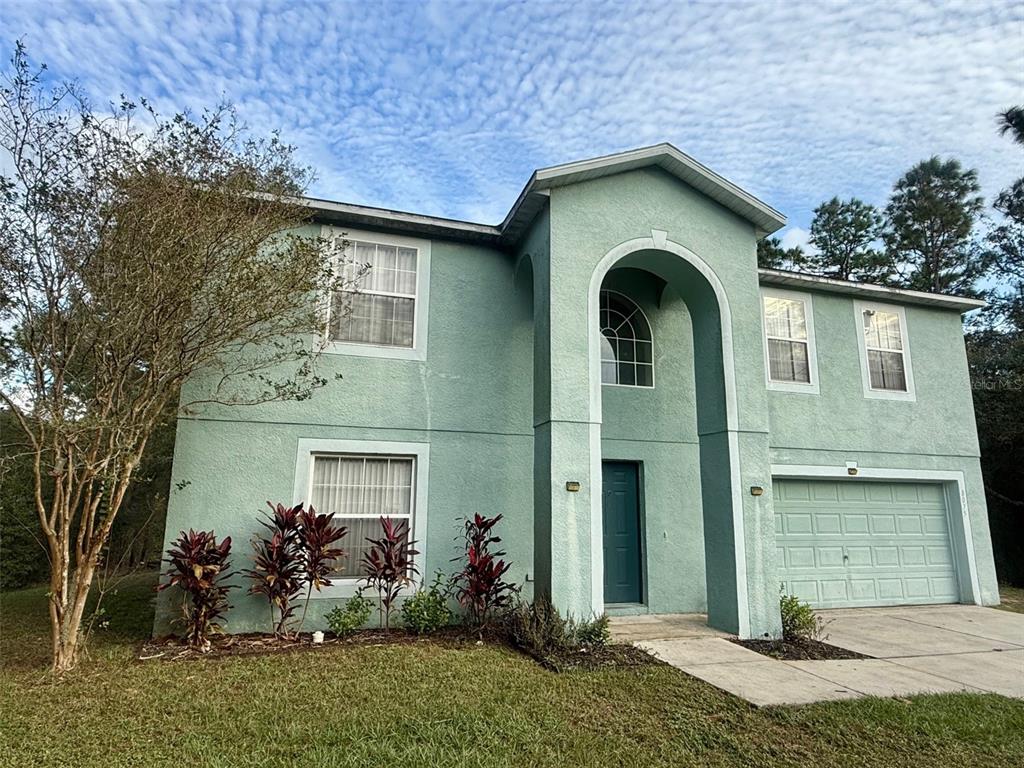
(623, 605, 1024, 707)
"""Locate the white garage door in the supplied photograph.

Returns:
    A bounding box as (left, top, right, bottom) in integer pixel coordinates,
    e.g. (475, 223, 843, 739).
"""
(773, 479, 960, 608)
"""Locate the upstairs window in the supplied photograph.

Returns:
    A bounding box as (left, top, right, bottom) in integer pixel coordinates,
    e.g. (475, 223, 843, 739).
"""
(600, 290, 653, 387)
(762, 289, 819, 393)
(328, 239, 419, 348)
(862, 307, 907, 391)
(854, 300, 915, 401)
(763, 295, 810, 383)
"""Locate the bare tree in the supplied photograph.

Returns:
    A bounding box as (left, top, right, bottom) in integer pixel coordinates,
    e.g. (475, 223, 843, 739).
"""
(0, 44, 352, 672)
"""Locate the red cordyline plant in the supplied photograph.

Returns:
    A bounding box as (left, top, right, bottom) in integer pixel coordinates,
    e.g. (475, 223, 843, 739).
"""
(158, 529, 235, 651)
(296, 506, 348, 633)
(362, 516, 419, 631)
(245, 502, 304, 637)
(452, 514, 518, 632)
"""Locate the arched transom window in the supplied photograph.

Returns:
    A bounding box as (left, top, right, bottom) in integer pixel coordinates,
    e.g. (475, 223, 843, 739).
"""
(600, 290, 654, 387)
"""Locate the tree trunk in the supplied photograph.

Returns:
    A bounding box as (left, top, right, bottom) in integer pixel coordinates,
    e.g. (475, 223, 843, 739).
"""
(45, 461, 139, 674)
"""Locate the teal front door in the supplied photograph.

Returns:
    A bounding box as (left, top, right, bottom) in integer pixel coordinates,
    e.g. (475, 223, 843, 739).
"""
(602, 461, 643, 604)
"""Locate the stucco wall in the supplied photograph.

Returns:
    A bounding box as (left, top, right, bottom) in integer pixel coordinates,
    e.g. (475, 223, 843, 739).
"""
(600, 268, 707, 613)
(542, 166, 779, 634)
(156, 236, 537, 633)
(765, 292, 998, 604)
(157, 164, 998, 636)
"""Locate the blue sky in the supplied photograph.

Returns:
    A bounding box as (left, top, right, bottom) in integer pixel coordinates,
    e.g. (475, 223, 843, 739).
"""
(4, 0, 1022, 246)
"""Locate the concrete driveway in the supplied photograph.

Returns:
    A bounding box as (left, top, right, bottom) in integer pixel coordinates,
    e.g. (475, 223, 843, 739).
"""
(631, 605, 1024, 706)
(813, 604, 1024, 699)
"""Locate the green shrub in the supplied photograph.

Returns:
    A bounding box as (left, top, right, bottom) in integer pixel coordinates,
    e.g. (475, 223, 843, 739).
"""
(503, 595, 609, 654)
(401, 572, 453, 634)
(325, 590, 373, 636)
(572, 613, 610, 648)
(503, 594, 570, 655)
(780, 592, 826, 641)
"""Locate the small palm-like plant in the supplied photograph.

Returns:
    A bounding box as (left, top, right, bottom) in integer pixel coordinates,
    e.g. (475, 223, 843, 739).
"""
(245, 502, 304, 637)
(158, 529, 235, 651)
(452, 514, 518, 631)
(362, 516, 419, 631)
(296, 506, 348, 633)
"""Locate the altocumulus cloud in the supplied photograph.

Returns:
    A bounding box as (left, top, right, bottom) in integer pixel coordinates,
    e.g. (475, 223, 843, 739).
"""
(3, 0, 1022, 235)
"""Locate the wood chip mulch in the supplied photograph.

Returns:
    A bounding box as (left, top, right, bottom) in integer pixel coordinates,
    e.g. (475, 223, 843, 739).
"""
(137, 629, 658, 673)
(527, 643, 661, 672)
(731, 636, 871, 661)
(137, 627, 490, 662)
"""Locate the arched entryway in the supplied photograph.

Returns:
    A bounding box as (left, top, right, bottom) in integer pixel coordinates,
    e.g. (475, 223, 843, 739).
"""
(587, 235, 751, 636)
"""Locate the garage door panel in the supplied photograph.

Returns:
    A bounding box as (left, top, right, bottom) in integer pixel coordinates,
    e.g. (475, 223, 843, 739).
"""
(905, 577, 932, 598)
(839, 483, 867, 502)
(820, 580, 849, 602)
(812, 483, 840, 501)
(894, 484, 920, 502)
(844, 514, 869, 534)
(817, 547, 845, 567)
(874, 546, 899, 567)
(850, 580, 877, 601)
(867, 484, 894, 503)
(871, 515, 897, 534)
(815, 514, 842, 534)
(783, 513, 812, 534)
(774, 479, 959, 609)
(901, 546, 926, 566)
(927, 546, 953, 566)
(897, 515, 924, 534)
(845, 546, 872, 567)
(789, 580, 820, 603)
(788, 547, 815, 569)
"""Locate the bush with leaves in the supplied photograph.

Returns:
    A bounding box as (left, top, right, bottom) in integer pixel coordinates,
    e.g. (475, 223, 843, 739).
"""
(401, 571, 453, 634)
(503, 594, 570, 656)
(780, 592, 826, 642)
(573, 614, 611, 649)
(157, 529, 235, 650)
(245, 502, 304, 637)
(503, 594, 609, 656)
(296, 506, 347, 633)
(362, 516, 419, 631)
(451, 514, 518, 630)
(0, 44, 354, 673)
(325, 590, 374, 637)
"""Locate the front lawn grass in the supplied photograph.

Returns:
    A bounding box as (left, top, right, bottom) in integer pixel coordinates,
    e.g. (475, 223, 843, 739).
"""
(997, 584, 1024, 613)
(1, 573, 1022, 768)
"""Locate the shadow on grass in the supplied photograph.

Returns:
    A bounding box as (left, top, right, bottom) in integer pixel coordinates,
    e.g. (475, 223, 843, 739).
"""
(0, 569, 158, 670)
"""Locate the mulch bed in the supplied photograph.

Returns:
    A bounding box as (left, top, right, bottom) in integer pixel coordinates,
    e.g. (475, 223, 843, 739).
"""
(138, 627, 486, 662)
(138, 629, 657, 672)
(527, 643, 661, 673)
(731, 637, 871, 661)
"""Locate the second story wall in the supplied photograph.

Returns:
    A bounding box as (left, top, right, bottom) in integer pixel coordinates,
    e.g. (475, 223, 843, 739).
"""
(183, 223, 534, 437)
(762, 286, 979, 459)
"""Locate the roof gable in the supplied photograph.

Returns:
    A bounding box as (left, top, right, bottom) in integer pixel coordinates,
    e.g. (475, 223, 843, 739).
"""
(501, 143, 786, 242)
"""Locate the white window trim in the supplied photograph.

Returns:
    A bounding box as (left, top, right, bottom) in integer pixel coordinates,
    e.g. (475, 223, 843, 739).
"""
(292, 437, 430, 598)
(599, 289, 656, 389)
(761, 287, 819, 394)
(319, 226, 431, 361)
(854, 300, 916, 401)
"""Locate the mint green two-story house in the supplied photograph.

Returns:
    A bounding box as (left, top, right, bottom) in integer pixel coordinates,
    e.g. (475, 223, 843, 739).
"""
(156, 144, 998, 639)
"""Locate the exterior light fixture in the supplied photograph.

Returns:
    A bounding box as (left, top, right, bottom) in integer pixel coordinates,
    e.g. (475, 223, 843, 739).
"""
(565, 481, 581, 492)
(750, 486, 764, 496)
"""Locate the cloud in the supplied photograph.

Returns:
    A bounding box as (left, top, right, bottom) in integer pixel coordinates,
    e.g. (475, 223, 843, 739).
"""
(780, 227, 817, 255)
(3, 0, 1022, 230)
